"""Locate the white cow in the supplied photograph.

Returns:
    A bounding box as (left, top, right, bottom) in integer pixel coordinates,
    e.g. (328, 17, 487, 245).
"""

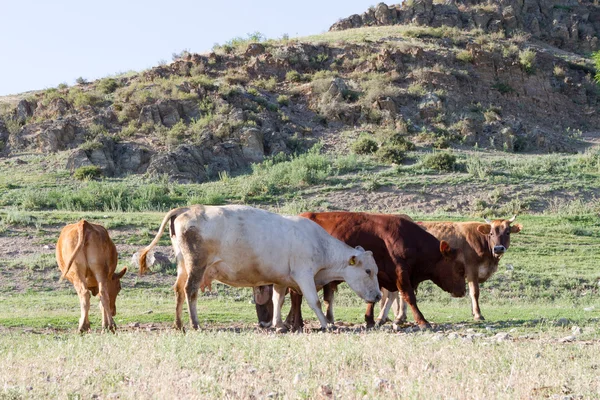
(139, 205, 382, 330)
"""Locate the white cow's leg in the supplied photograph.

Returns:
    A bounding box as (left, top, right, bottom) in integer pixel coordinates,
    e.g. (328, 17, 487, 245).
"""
(173, 260, 187, 330)
(375, 289, 395, 327)
(295, 278, 329, 329)
(272, 284, 287, 330)
(393, 294, 408, 324)
(323, 283, 335, 324)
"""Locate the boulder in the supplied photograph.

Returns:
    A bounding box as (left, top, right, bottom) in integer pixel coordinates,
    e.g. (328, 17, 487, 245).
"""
(240, 128, 265, 162)
(16, 100, 33, 123)
(130, 250, 172, 272)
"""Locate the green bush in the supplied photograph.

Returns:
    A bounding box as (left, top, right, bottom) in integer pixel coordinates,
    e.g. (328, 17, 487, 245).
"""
(73, 166, 102, 181)
(377, 145, 405, 164)
(519, 49, 536, 74)
(351, 137, 378, 155)
(422, 152, 456, 172)
(277, 95, 290, 106)
(456, 50, 474, 63)
(388, 133, 415, 151)
(97, 78, 119, 94)
(285, 70, 303, 83)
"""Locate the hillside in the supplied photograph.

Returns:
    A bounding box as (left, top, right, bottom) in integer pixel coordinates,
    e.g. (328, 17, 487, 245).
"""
(1, 1, 599, 184)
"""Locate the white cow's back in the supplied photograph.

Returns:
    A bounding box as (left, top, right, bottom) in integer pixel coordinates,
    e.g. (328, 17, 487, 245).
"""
(173, 205, 350, 288)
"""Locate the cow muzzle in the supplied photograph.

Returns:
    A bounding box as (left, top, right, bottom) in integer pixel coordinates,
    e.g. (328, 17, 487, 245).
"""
(372, 291, 383, 303)
(493, 245, 506, 255)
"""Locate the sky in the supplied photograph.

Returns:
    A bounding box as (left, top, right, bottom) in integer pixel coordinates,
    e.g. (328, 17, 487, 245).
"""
(0, 0, 375, 96)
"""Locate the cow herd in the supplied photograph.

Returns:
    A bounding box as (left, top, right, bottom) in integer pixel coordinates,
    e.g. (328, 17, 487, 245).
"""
(55, 205, 522, 333)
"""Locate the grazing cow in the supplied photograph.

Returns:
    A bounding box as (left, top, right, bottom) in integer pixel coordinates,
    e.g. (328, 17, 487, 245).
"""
(138, 205, 382, 330)
(282, 212, 466, 329)
(377, 216, 523, 323)
(56, 220, 127, 333)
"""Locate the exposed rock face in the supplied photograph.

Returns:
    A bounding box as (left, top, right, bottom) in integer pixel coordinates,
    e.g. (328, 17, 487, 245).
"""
(330, 1, 600, 54)
(66, 137, 153, 177)
(16, 100, 34, 123)
(11, 119, 79, 152)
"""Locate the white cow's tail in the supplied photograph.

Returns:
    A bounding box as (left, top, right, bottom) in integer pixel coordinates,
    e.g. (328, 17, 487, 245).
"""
(60, 220, 87, 281)
(139, 207, 189, 275)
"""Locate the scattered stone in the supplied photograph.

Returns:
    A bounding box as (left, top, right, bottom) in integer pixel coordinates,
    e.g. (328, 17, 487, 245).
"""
(373, 377, 389, 390)
(555, 318, 570, 327)
(144, 310, 153, 314)
(293, 373, 303, 385)
(485, 326, 495, 332)
(317, 384, 333, 398)
(247, 367, 257, 374)
(494, 332, 511, 341)
(558, 336, 576, 343)
(571, 326, 582, 335)
(505, 264, 514, 271)
(509, 328, 518, 333)
(266, 392, 277, 399)
(583, 306, 594, 312)
(432, 333, 445, 341)
(42, 244, 55, 250)
(447, 332, 459, 340)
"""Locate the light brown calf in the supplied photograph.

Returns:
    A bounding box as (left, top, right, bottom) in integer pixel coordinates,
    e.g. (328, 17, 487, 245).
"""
(56, 220, 127, 332)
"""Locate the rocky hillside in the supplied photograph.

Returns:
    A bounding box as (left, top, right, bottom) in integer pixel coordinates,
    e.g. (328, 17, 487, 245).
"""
(331, 0, 600, 54)
(1, 1, 599, 182)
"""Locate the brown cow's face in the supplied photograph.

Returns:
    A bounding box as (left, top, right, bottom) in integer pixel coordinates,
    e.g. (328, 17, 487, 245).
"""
(438, 241, 467, 297)
(107, 267, 127, 316)
(477, 219, 523, 257)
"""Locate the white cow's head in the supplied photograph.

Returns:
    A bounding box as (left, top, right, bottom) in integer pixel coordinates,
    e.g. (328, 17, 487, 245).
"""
(342, 246, 382, 303)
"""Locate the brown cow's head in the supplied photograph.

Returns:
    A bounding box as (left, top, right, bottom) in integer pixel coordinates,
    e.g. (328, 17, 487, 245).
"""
(477, 216, 523, 258)
(107, 267, 127, 316)
(436, 241, 466, 298)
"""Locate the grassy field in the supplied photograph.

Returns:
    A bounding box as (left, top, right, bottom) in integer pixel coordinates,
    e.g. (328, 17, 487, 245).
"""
(1, 143, 600, 398)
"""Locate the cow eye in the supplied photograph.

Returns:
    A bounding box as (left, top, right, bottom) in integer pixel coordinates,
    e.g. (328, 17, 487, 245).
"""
(365, 269, 371, 276)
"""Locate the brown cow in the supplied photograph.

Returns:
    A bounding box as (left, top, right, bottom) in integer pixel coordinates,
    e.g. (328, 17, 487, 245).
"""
(289, 212, 466, 329)
(56, 220, 127, 333)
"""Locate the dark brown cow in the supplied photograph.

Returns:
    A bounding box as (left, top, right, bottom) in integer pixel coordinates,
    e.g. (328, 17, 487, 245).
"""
(279, 212, 466, 329)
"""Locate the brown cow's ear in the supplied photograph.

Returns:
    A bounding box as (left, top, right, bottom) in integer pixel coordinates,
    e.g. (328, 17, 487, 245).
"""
(440, 241, 452, 257)
(349, 255, 357, 266)
(477, 224, 491, 235)
(510, 223, 522, 233)
(114, 267, 127, 280)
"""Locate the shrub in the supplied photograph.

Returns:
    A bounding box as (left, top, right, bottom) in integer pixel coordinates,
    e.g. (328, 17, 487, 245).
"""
(519, 49, 536, 74)
(351, 137, 378, 155)
(422, 152, 456, 172)
(456, 50, 474, 63)
(285, 70, 303, 83)
(253, 77, 277, 91)
(377, 145, 405, 164)
(492, 82, 514, 94)
(73, 166, 102, 180)
(97, 78, 119, 94)
(277, 95, 290, 106)
(388, 133, 416, 151)
(75, 77, 87, 85)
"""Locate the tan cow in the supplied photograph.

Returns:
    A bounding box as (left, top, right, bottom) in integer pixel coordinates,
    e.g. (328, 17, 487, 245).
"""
(56, 220, 127, 333)
(378, 216, 522, 323)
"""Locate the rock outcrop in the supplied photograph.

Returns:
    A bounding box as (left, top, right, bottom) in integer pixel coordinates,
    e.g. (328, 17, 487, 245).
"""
(330, 1, 600, 54)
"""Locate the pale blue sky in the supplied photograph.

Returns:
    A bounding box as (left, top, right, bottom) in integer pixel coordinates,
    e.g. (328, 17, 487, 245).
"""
(0, 0, 375, 96)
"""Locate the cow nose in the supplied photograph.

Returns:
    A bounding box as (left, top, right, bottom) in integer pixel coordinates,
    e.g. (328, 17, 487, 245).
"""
(374, 293, 382, 302)
(493, 246, 506, 254)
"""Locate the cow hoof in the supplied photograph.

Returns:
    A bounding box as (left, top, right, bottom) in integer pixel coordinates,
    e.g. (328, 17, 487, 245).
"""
(258, 321, 272, 328)
(417, 323, 432, 331)
(474, 315, 485, 321)
(276, 326, 289, 334)
(374, 319, 386, 328)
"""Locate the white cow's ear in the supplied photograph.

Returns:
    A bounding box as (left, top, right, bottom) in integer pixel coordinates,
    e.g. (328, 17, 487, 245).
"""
(355, 245, 365, 252)
(349, 255, 357, 265)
